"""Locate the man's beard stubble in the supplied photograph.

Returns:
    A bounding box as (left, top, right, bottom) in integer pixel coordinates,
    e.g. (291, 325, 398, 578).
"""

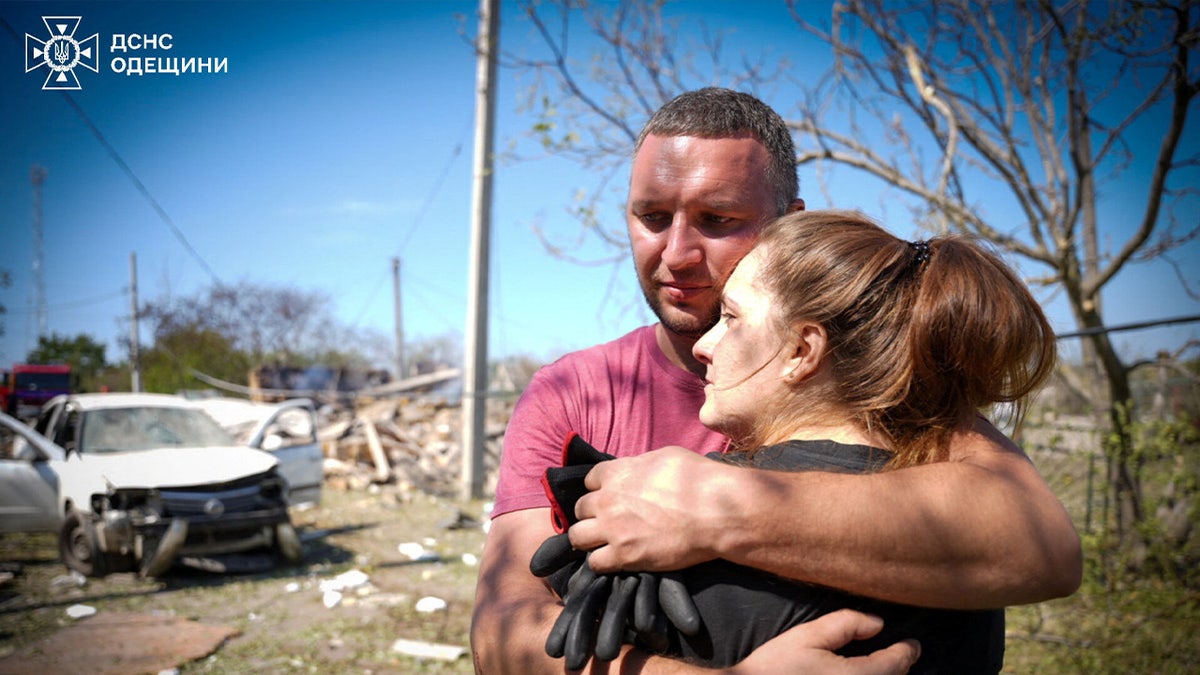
(641, 279, 720, 340)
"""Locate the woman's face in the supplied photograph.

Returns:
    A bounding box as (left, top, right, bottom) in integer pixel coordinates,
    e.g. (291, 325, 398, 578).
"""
(693, 248, 793, 440)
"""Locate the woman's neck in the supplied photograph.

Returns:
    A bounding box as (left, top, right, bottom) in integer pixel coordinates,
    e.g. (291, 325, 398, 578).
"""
(778, 424, 885, 449)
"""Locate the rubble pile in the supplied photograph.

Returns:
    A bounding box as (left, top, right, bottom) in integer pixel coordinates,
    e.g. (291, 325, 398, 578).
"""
(318, 396, 512, 498)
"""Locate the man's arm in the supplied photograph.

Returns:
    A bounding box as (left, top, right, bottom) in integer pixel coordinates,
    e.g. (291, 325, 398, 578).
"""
(570, 418, 1082, 609)
(470, 509, 921, 673)
(471, 508, 740, 674)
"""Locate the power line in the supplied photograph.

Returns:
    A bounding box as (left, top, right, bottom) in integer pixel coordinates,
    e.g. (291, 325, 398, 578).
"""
(1, 16, 219, 284)
(5, 290, 126, 315)
(1055, 315, 1200, 340)
(55, 93, 220, 283)
(395, 114, 472, 257)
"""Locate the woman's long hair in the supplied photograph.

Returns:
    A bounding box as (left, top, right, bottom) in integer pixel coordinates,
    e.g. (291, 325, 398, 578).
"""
(751, 210, 1056, 468)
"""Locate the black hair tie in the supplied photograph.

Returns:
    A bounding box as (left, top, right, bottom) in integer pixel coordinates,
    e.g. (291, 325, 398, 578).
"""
(908, 240, 931, 266)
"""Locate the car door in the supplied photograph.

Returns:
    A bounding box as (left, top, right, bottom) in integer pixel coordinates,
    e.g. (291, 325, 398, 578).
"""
(246, 399, 323, 507)
(0, 412, 65, 533)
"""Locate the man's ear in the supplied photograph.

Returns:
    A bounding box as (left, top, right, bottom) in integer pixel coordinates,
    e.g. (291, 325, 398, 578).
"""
(787, 198, 806, 214)
(783, 321, 826, 384)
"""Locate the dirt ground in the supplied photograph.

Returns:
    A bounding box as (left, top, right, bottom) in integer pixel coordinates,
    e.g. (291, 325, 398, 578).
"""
(0, 485, 491, 674)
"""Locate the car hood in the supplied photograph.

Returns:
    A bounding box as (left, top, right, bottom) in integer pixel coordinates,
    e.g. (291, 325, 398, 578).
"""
(70, 446, 279, 489)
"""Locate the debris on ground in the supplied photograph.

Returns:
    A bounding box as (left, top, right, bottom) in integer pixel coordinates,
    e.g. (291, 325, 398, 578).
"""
(391, 637, 466, 661)
(317, 393, 512, 500)
(414, 596, 447, 613)
(65, 604, 96, 619)
(0, 612, 239, 675)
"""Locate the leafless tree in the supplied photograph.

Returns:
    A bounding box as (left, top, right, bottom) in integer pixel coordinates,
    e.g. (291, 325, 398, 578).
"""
(792, 0, 1199, 541)
(501, 0, 1199, 542)
(142, 280, 389, 370)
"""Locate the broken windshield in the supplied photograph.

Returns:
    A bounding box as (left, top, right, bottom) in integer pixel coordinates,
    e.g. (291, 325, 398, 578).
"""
(80, 406, 236, 454)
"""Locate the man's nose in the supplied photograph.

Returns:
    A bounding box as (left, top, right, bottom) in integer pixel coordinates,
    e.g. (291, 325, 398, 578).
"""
(661, 216, 703, 268)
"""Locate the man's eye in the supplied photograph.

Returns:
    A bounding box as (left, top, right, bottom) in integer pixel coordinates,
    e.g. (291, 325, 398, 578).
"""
(720, 311, 736, 323)
(638, 212, 669, 228)
(699, 215, 741, 234)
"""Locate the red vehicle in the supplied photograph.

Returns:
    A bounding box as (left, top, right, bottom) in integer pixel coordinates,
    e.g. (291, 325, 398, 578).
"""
(6, 363, 71, 419)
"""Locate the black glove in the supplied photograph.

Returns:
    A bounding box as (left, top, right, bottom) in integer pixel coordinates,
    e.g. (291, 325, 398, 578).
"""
(529, 433, 616, 590)
(545, 562, 702, 666)
(544, 561, 654, 666)
(542, 432, 616, 533)
(531, 433, 704, 666)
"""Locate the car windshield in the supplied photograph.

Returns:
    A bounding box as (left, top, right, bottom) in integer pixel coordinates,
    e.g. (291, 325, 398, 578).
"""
(80, 406, 236, 453)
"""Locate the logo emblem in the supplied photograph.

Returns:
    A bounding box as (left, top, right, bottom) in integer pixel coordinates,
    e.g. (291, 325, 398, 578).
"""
(25, 17, 99, 90)
(203, 498, 225, 517)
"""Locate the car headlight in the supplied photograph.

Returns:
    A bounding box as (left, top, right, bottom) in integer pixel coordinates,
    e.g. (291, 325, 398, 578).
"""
(259, 474, 285, 501)
(95, 489, 163, 516)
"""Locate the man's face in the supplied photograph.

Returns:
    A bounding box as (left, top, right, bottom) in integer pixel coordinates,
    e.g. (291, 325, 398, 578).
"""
(627, 134, 778, 339)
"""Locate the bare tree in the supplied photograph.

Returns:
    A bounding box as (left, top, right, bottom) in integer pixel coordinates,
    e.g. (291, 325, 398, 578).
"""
(141, 280, 389, 370)
(498, 0, 792, 265)
(789, 0, 1198, 542)
(502, 0, 1199, 543)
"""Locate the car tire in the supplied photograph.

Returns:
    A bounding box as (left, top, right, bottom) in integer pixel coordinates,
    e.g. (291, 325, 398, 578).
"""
(275, 522, 303, 564)
(59, 510, 107, 578)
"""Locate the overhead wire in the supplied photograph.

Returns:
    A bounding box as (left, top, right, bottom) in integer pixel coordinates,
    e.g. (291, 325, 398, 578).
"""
(1, 16, 220, 284)
(348, 114, 472, 329)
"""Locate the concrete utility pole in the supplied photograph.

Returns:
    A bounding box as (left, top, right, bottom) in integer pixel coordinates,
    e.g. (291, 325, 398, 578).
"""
(461, 0, 498, 501)
(129, 252, 141, 392)
(392, 256, 405, 380)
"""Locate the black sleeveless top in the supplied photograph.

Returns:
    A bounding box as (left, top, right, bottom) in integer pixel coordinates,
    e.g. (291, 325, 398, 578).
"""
(657, 439, 1005, 673)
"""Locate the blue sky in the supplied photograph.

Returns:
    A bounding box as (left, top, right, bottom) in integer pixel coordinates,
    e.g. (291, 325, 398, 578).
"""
(1, 1, 1197, 376)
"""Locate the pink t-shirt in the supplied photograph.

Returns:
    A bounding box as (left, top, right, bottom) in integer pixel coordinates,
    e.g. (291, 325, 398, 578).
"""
(493, 325, 729, 517)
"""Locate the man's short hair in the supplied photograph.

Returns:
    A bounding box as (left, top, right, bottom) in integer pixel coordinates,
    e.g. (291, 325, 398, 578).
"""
(636, 88, 798, 215)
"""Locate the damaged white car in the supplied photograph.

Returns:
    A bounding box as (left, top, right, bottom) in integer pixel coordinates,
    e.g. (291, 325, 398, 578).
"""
(0, 393, 314, 577)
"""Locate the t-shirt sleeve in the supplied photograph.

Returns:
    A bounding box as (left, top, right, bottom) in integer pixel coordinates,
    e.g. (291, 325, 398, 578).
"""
(492, 361, 579, 517)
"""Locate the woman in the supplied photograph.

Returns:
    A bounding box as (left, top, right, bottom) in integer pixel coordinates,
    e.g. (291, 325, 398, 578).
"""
(536, 209, 1057, 671)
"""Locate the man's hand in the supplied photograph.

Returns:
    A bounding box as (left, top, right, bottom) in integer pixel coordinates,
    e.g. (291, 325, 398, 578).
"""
(731, 610, 920, 675)
(569, 446, 732, 573)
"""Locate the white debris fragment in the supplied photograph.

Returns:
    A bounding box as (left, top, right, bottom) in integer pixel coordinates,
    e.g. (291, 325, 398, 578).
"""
(50, 571, 86, 590)
(323, 590, 343, 609)
(482, 501, 495, 534)
(414, 596, 447, 613)
(391, 638, 466, 661)
(319, 568, 370, 593)
(461, 553, 479, 566)
(285, 581, 301, 593)
(65, 604, 96, 619)
(398, 542, 438, 562)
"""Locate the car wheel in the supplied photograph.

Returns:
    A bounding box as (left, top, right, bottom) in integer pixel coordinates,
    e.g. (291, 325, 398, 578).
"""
(59, 510, 107, 578)
(275, 522, 303, 564)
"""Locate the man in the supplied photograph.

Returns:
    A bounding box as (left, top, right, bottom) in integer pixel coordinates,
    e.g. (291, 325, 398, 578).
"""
(471, 88, 1081, 673)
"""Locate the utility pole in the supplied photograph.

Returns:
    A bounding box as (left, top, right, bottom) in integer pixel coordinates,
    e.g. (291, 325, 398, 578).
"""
(392, 257, 405, 380)
(129, 252, 141, 392)
(461, 0, 498, 501)
(30, 165, 47, 340)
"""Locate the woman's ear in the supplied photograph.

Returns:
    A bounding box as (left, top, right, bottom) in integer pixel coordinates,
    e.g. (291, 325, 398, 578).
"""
(784, 321, 827, 384)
